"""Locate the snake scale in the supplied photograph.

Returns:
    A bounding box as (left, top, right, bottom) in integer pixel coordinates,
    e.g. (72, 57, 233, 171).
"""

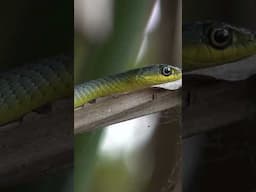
(0, 56, 73, 125)
(1, 21, 256, 126)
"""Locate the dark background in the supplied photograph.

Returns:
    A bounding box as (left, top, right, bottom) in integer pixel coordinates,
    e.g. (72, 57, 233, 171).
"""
(0, 1, 73, 70)
(183, 0, 256, 30)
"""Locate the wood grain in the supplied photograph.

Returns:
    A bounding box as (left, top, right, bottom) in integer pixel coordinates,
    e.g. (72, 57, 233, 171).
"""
(74, 88, 181, 134)
(182, 75, 256, 138)
(0, 98, 73, 188)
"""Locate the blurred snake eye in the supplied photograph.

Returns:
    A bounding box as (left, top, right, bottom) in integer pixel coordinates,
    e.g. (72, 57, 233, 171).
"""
(161, 66, 172, 76)
(209, 27, 232, 49)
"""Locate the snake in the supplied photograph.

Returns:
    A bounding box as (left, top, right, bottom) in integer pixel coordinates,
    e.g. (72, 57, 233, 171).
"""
(74, 64, 181, 108)
(0, 60, 181, 125)
(0, 21, 256, 126)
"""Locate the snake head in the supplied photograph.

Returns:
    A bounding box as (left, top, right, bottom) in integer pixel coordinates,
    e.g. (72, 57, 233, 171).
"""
(137, 64, 181, 86)
(183, 21, 256, 71)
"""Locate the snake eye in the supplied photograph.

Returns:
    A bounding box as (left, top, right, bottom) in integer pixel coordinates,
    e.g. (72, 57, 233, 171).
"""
(209, 27, 232, 49)
(161, 66, 172, 76)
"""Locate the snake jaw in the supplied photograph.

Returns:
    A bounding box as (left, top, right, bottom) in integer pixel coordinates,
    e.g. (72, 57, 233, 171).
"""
(152, 78, 182, 90)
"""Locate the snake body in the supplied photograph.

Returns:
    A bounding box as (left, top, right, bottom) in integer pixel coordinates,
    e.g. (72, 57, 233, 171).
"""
(0, 61, 180, 125)
(1, 21, 256, 125)
(74, 64, 181, 108)
(0, 56, 73, 125)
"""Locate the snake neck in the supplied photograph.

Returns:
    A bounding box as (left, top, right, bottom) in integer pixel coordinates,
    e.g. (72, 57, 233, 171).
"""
(74, 72, 143, 108)
(0, 56, 73, 126)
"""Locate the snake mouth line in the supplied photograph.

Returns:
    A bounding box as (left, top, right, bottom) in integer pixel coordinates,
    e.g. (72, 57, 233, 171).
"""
(152, 66, 182, 90)
(184, 54, 256, 81)
(152, 79, 182, 90)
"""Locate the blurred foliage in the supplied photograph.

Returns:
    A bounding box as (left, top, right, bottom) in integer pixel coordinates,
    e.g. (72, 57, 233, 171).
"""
(75, 0, 183, 192)
(75, 129, 103, 192)
(75, 0, 151, 83)
(88, 157, 146, 192)
(74, 1, 153, 192)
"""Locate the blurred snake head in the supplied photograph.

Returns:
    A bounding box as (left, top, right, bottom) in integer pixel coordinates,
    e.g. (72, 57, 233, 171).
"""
(137, 64, 181, 86)
(183, 21, 256, 71)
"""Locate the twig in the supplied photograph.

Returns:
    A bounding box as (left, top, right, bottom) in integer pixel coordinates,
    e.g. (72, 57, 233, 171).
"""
(74, 88, 181, 134)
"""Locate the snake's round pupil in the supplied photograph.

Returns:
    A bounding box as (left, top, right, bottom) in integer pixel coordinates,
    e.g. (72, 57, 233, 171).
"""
(209, 27, 232, 49)
(162, 66, 172, 76)
(214, 29, 229, 43)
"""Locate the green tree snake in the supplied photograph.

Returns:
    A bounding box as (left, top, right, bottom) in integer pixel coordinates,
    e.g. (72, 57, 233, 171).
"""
(74, 64, 181, 108)
(0, 56, 73, 125)
(0, 21, 256, 126)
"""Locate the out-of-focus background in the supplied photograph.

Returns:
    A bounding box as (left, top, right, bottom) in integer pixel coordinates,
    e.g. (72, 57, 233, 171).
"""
(75, 0, 181, 192)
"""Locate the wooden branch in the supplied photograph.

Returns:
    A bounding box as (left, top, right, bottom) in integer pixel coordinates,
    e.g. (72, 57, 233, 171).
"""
(74, 88, 181, 134)
(0, 98, 73, 188)
(182, 75, 256, 138)
(2, 73, 254, 188)
(74, 73, 256, 138)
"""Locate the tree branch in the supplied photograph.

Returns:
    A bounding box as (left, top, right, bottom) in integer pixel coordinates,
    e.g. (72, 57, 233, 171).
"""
(182, 75, 256, 138)
(0, 98, 73, 188)
(74, 88, 181, 134)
